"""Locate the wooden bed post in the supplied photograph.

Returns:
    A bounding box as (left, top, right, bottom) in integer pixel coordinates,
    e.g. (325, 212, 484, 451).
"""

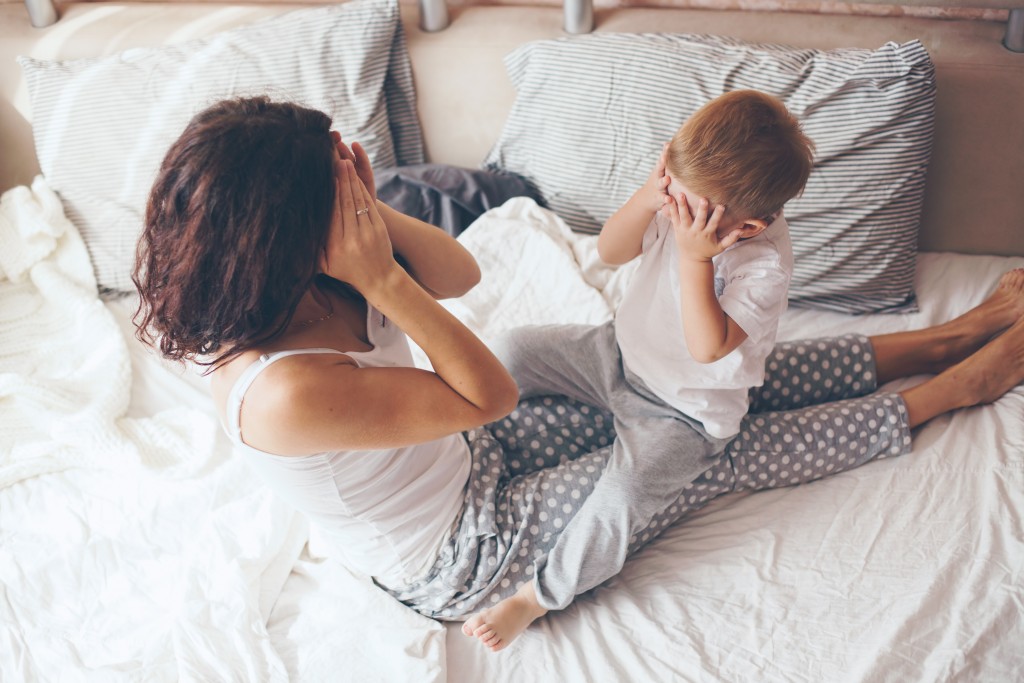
(24, 0, 57, 27)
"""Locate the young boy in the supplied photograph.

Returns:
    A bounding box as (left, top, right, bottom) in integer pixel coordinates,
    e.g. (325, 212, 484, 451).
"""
(463, 89, 815, 649)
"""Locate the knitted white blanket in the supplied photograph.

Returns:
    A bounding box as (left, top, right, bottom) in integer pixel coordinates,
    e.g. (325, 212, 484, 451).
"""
(0, 177, 217, 488)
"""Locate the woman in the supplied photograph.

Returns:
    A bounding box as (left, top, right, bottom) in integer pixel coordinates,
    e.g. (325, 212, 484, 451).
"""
(134, 97, 1024, 653)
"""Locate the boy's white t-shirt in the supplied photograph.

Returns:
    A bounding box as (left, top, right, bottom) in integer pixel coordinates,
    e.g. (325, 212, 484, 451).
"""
(614, 211, 794, 439)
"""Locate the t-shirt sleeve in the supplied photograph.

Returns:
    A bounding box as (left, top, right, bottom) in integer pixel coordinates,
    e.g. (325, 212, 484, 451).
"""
(717, 253, 791, 343)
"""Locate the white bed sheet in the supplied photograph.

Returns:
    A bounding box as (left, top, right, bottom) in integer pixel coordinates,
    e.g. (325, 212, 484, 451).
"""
(2, 185, 1022, 682)
(440, 200, 1024, 682)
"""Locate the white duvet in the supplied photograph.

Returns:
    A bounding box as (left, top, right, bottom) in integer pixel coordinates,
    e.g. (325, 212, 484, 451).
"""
(1, 181, 1022, 682)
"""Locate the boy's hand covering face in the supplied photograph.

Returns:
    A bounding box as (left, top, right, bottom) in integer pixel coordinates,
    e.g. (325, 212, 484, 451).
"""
(663, 193, 743, 263)
(643, 143, 672, 212)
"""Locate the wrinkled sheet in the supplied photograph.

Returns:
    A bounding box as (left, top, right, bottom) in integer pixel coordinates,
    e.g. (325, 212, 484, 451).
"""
(2, 188, 1022, 682)
(0, 179, 445, 683)
(441, 198, 1024, 682)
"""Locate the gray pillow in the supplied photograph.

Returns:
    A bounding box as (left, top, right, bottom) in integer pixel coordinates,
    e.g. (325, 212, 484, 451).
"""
(484, 34, 936, 313)
(19, 0, 423, 293)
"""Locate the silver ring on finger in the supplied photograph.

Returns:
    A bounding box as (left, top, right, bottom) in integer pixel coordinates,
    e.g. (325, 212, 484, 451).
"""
(355, 207, 369, 216)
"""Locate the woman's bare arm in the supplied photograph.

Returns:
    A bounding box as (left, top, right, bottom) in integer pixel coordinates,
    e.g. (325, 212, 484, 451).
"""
(334, 134, 480, 299)
(241, 158, 517, 456)
(377, 200, 481, 299)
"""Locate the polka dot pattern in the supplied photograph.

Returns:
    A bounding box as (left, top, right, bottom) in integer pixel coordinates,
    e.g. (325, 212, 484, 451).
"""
(750, 334, 876, 413)
(489, 397, 615, 479)
(628, 457, 734, 554)
(729, 392, 912, 492)
(382, 333, 914, 621)
(382, 395, 613, 620)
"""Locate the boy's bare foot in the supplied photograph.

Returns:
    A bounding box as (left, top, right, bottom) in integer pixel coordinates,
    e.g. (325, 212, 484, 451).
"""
(903, 316, 1024, 428)
(461, 581, 548, 652)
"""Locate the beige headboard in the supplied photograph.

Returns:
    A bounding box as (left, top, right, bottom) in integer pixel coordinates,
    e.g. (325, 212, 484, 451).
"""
(1, 1, 1022, 256)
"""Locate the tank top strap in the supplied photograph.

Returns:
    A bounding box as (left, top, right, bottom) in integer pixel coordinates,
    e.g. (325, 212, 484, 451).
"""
(226, 348, 346, 443)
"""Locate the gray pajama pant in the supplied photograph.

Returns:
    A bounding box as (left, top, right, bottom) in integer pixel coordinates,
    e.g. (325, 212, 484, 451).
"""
(381, 325, 912, 619)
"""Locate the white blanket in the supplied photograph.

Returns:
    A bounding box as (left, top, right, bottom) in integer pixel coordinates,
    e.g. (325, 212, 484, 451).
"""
(0, 179, 444, 682)
(2, 185, 1022, 682)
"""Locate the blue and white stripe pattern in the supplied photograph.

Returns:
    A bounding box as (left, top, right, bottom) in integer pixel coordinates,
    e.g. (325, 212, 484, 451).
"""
(19, 0, 423, 294)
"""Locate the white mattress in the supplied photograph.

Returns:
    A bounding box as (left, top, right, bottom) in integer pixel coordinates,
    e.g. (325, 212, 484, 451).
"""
(2, 185, 1022, 682)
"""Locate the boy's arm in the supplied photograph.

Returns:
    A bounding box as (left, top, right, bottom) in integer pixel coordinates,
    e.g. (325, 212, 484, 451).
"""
(666, 195, 749, 363)
(597, 145, 671, 265)
(676, 260, 749, 363)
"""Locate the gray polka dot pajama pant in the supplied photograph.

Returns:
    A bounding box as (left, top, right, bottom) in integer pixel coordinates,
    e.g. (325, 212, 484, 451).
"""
(381, 333, 912, 620)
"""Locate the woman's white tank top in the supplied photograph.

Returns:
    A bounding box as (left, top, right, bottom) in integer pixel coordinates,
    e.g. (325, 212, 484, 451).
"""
(224, 305, 470, 586)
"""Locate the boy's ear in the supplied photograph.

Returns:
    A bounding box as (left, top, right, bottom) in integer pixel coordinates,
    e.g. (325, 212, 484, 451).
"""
(735, 217, 769, 240)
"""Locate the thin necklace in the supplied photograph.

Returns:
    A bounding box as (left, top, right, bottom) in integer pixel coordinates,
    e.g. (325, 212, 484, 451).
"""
(295, 290, 335, 327)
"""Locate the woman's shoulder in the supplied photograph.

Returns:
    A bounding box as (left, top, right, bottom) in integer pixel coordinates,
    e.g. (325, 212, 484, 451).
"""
(216, 345, 371, 456)
(215, 344, 356, 393)
(209, 347, 356, 437)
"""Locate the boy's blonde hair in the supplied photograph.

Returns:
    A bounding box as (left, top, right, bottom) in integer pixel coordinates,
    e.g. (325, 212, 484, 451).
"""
(666, 90, 815, 222)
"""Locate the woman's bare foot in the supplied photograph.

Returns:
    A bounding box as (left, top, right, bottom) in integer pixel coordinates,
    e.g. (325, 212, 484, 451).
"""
(953, 315, 1024, 406)
(971, 267, 1024, 326)
(901, 316, 1024, 428)
(874, 269, 1024, 382)
(938, 267, 1024, 364)
(461, 581, 548, 653)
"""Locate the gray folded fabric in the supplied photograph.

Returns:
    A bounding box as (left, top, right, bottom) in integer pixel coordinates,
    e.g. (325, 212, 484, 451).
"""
(376, 163, 539, 236)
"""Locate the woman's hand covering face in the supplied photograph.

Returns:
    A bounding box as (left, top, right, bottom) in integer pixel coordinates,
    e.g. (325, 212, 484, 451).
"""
(320, 157, 396, 293)
(331, 131, 376, 201)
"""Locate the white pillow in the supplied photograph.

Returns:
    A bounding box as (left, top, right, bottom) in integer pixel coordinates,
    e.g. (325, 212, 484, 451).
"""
(484, 34, 936, 313)
(19, 0, 423, 293)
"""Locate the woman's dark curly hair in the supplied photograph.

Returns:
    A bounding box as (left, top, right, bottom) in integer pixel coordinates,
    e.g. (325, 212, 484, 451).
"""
(133, 96, 337, 368)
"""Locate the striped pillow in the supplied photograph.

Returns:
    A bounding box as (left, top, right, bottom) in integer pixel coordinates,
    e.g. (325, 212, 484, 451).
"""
(484, 34, 936, 313)
(19, 0, 423, 294)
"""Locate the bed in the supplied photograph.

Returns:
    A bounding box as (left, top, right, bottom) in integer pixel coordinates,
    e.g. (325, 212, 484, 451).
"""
(2, 1, 1023, 681)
